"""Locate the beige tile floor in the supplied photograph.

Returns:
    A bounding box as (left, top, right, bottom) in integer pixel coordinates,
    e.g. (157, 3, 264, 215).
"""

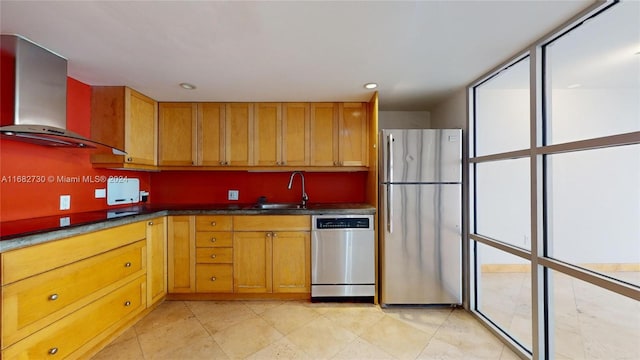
(93, 300, 519, 360)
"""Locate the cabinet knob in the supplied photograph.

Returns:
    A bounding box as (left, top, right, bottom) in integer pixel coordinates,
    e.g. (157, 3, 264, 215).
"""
(333, 161, 338, 166)
(127, 157, 133, 162)
(219, 161, 225, 165)
(210, 254, 217, 259)
(225, 161, 229, 165)
(48, 347, 59, 355)
(48, 293, 59, 301)
(272, 232, 277, 237)
(266, 232, 272, 237)
(211, 221, 216, 227)
(211, 276, 217, 281)
(124, 301, 131, 307)
(148, 221, 154, 225)
(210, 238, 217, 243)
(124, 262, 132, 268)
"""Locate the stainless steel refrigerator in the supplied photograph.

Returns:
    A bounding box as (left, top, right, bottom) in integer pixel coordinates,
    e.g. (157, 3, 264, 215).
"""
(379, 129, 462, 306)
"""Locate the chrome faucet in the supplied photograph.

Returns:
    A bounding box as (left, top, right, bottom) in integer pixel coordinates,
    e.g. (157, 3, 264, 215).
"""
(287, 171, 308, 208)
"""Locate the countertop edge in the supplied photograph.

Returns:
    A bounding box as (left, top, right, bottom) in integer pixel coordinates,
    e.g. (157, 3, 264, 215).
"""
(0, 206, 376, 253)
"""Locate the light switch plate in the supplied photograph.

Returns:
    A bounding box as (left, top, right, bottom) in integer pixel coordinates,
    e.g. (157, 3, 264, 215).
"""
(60, 195, 71, 210)
(228, 190, 239, 201)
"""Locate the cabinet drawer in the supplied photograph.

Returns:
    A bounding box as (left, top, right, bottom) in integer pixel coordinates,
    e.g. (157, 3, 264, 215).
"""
(196, 264, 233, 292)
(233, 215, 310, 231)
(2, 276, 146, 360)
(1, 222, 146, 285)
(196, 248, 233, 264)
(2, 241, 146, 348)
(195, 216, 232, 231)
(195, 232, 233, 248)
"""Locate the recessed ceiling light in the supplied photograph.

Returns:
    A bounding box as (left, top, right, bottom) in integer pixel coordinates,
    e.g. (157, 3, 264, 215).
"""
(567, 83, 582, 89)
(364, 83, 378, 89)
(180, 83, 197, 90)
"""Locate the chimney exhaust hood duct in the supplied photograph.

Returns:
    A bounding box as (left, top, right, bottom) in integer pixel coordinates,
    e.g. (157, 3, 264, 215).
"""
(0, 34, 125, 155)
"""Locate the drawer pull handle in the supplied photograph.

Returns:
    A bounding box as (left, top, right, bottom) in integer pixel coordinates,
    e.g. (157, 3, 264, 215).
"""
(210, 254, 217, 259)
(210, 238, 217, 243)
(125, 262, 132, 268)
(211, 277, 217, 281)
(211, 221, 216, 227)
(124, 301, 132, 307)
(48, 294, 59, 301)
(48, 347, 59, 355)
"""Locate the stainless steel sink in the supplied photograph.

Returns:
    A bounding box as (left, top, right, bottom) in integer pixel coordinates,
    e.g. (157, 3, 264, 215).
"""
(254, 203, 304, 210)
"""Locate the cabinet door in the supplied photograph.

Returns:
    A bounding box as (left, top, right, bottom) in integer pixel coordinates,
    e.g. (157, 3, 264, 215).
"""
(233, 232, 272, 293)
(158, 103, 197, 166)
(146, 217, 167, 306)
(254, 103, 282, 166)
(272, 231, 310, 293)
(225, 103, 254, 166)
(310, 103, 338, 166)
(167, 216, 195, 293)
(282, 103, 310, 166)
(125, 88, 158, 165)
(339, 102, 368, 166)
(199, 103, 226, 166)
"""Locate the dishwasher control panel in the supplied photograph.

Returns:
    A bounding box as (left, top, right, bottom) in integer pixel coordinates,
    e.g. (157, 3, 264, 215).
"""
(313, 215, 373, 230)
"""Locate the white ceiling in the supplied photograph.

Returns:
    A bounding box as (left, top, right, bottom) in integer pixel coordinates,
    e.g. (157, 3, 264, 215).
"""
(0, 0, 595, 110)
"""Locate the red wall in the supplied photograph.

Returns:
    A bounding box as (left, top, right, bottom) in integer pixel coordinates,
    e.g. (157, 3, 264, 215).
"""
(150, 171, 367, 205)
(0, 78, 150, 222)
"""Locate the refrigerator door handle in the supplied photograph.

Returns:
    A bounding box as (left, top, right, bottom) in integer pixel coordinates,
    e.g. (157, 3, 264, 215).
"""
(387, 133, 394, 233)
(387, 185, 393, 233)
(387, 133, 393, 183)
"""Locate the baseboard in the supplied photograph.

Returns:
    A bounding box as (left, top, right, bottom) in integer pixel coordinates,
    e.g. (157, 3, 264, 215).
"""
(166, 292, 311, 301)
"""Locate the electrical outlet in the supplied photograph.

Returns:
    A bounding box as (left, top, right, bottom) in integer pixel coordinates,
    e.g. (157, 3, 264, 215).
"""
(228, 190, 239, 201)
(95, 189, 106, 199)
(60, 195, 71, 210)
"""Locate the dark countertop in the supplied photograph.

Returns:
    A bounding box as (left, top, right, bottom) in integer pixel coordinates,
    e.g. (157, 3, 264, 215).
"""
(0, 203, 376, 252)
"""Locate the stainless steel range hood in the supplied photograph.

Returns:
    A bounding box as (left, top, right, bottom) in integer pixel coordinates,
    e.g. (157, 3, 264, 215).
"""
(0, 34, 125, 154)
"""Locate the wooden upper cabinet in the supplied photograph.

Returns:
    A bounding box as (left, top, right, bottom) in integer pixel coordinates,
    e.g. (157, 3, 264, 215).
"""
(225, 103, 254, 166)
(198, 103, 225, 166)
(282, 103, 310, 166)
(158, 103, 197, 166)
(254, 103, 282, 166)
(151, 101, 367, 169)
(310, 103, 339, 166)
(339, 102, 368, 167)
(91, 86, 157, 168)
(254, 103, 310, 167)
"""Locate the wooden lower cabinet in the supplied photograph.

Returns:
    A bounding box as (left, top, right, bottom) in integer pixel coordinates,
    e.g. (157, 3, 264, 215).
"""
(233, 215, 311, 295)
(272, 231, 311, 293)
(196, 264, 233, 292)
(194, 216, 234, 293)
(3, 276, 146, 360)
(0, 221, 155, 360)
(233, 231, 273, 293)
(167, 216, 196, 293)
(146, 217, 167, 306)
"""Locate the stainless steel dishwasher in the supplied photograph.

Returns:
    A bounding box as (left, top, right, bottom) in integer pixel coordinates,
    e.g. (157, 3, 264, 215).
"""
(311, 214, 375, 300)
